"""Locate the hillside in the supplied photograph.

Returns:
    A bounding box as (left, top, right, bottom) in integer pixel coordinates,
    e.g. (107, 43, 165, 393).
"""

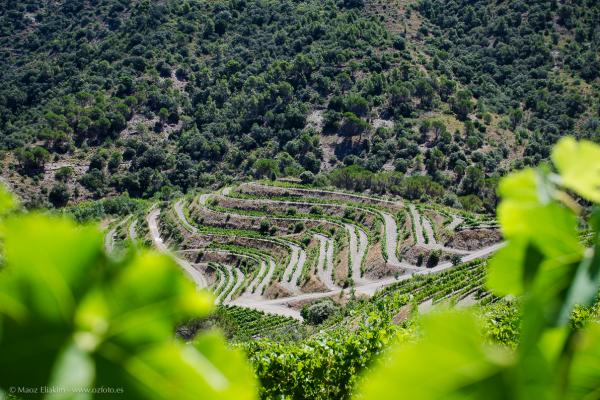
(1, 0, 598, 212)
(105, 180, 502, 319)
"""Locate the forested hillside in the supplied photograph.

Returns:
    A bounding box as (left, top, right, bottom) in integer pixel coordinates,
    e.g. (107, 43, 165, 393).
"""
(0, 0, 598, 213)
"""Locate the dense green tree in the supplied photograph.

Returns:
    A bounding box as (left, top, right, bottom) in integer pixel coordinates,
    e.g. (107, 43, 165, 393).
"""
(54, 166, 73, 183)
(15, 146, 50, 175)
(48, 183, 70, 208)
(450, 90, 474, 121)
(341, 113, 369, 137)
(253, 159, 278, 180)
(301, 300, 338, 325)
(460, 165, 484, 195)
(509, 108, 524, 129)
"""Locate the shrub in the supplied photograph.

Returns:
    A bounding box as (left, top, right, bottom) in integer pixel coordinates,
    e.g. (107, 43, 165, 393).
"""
(259, 219, 271, 234)
(393, 35, 406, 50)
(299, 171, 315, 184)
(450, 254, 462, 266)
(48, 183, 70, 208)
(301, 300, 338, 325)
(55, 166, 74, 182)
(310, 206, 323, 215)
(293, 222, 305, 233)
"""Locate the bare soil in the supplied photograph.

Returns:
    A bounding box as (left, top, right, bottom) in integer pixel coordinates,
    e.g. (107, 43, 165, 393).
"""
(445, 229, 502, 251)
(302, 275, 329, 293)
(364, 241, 395, 279)
(264, 282, 296, 300)
(335, 245, 350, 285)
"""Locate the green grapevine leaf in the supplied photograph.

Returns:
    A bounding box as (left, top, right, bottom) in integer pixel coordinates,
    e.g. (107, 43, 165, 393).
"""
(0, 213, 257, 400)
(488, 169, 583, 298)
(552, 137, 600, 203)
(558, 210, 600, 324)
(48, 343, 95, 400)
(191, 332, 258, 400)
(93, 339, 256, 400)
(496, 169, 582, 259)
(2, 214, 104, 322)
(357, 311, 513, 400)
(486, 238, 528, 296)
(357, 138, 600, 400)
(568, 323, 600, 400)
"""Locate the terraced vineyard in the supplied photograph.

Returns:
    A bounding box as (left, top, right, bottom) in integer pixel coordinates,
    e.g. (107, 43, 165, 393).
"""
(107, 181, 503, 320)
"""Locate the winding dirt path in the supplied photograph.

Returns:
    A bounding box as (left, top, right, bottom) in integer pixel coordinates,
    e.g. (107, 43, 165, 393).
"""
(105, 225, 117, 253)
(191, 193, 311, 292)
(212, 264, 227, 295)
(228, 298, 303, 320)
(447, 215, 464, 232)
(345, 224, 369, 284)
(374, 211, 422, 272)
(224, 268, 245, 303)
(244, 182, 402, 207)
(280, 244, 303, 293)
(217, 193, 372, 275)
(174, 199, 198, 232)
(409, 206, 471, 255)
(146, 208, 208, 288)
(229, 185, 406, 273)
(176, 197, 308, 297)
(174, 200, 306, 305)
(242, 241, 507, 301)
(291, 247, 307, 287)
(422, 215, 437, 245)
(201, 196, 343, 231)
(255, 259, 276, 296)
(380, 212, 401, 265)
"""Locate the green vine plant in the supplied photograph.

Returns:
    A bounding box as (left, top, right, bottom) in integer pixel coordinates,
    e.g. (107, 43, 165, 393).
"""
(356, 137, 600, 399)
(0, 193, 257, 400)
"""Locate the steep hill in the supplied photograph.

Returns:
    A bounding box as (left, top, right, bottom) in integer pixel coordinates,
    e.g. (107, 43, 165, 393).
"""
(1, 0, 598, 212)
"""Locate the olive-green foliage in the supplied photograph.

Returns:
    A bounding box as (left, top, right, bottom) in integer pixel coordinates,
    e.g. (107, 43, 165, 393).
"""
(5, 0, 595, 207)
(301, 300, 339, 325)
(419, 0, 600, 162)
(65, 195, 146, 222)
(480, 300, 520, 348)
(0, 0, 388, 198)
(48, 182, 70, 208)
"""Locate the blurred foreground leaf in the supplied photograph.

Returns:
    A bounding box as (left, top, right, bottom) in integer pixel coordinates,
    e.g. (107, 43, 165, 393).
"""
(552, 137, 600, 203)
(0, 210, 257, 400)
(357, 311, 513, 400)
